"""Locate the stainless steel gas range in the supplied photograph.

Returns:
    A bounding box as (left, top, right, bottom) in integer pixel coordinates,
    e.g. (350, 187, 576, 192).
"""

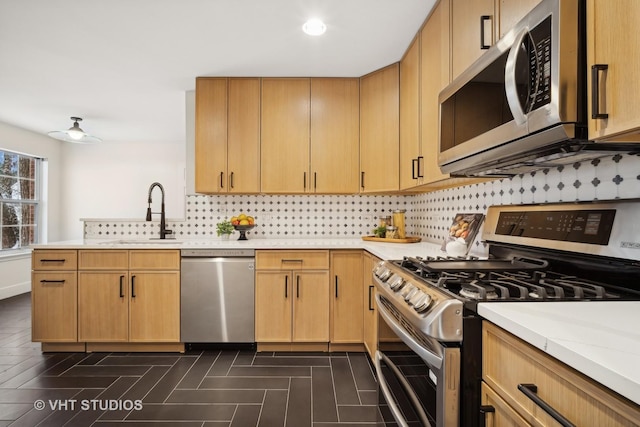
(373, 200, 640, 427)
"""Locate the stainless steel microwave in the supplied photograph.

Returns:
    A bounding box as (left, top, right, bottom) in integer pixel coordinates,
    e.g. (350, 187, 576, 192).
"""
(438, 0, 638, 177)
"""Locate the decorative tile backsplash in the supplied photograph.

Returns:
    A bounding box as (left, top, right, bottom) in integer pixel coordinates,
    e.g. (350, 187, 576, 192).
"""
(84, 153, 640, 253)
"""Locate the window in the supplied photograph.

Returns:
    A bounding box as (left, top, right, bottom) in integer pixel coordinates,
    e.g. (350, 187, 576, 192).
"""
(0, 149, 40, 250)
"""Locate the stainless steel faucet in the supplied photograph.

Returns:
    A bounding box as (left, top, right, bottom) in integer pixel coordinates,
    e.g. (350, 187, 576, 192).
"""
(146, 182, 173, 239)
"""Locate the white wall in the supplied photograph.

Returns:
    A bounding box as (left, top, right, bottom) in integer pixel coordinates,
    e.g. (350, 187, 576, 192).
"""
(60, 140, 186, 239)
(0, 121, 64, 298)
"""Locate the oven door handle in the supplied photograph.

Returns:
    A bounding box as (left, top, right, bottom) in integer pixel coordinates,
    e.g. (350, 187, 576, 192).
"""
(375, 294, 443, 369)
(375, 351, 432, 427)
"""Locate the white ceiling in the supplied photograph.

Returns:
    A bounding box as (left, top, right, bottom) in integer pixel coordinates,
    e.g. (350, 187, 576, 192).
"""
(0, 0, 435, 145)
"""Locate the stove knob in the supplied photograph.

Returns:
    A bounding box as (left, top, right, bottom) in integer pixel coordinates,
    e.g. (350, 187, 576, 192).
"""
(400, 284, 415, 298)
(388, 275, 405, 291)
(414, 294, 433, 313)
(376, 267, 392, 282)
(408, 291, 426, 306)
(404, 287, 420, 302)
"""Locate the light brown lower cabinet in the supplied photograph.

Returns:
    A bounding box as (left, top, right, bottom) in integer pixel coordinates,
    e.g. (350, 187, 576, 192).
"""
(330, 251, 364, 346)
(482, 321, 640, 427)
(77, 250, 180, 343)
(31, 250, 78, 342)
(255, 250, 330, 350)
(362, 252, 380, 360)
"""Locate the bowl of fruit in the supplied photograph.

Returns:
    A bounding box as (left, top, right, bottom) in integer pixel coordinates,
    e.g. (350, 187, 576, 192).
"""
(230, 213, 256, 240)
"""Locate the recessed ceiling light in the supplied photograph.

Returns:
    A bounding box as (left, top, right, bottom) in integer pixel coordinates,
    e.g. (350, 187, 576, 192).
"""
(302, 18, 326, 36)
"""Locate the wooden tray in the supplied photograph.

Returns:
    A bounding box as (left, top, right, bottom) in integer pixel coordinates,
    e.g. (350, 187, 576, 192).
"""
(362, 236, 422, 243)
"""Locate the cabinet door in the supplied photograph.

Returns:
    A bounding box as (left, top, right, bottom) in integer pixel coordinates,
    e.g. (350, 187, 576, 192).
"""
(362, 253, 379, 359)
(360, 64, 400, 193)
(261, 78, 310, 193)
(451, 0, 495, 80)
(400, 36, 421, 190)
(128, 271, 180, 342)
(228, 78, 261, 193)
(498, 0, 542, 39)
(330, 251, 363, 344)
(255, 271, 292, 342)
(195, 77, 228, 193)
(292, 271, 329, 342)
(420, 0, 451, 185)
(310, 78, 360, 193)
(78, 271, 129, 342)
(588, 0, 640, 140)
(31, 272, 77, 342)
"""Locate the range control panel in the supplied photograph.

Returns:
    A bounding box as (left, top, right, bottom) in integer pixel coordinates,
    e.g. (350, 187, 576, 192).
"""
(495, 209, 616, 245)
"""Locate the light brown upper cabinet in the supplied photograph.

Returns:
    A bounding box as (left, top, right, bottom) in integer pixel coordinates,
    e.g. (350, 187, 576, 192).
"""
(195, 77, 260, 194)
(450, 0, 541, 81)
(450, 0, 496, 81)
(261, 78, 360, 194)
(261, 78, 311, 193)
(360, 64, 400, 193)
(399, 35, 422, 190)
(310, 78, 360, 194)
(587, 0, 640, 142)
(497, 0, 543, 40)
(420, 0, 451, 186)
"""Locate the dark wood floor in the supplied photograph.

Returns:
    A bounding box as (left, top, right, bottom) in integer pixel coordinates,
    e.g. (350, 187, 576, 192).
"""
(0, 293, 380, 426)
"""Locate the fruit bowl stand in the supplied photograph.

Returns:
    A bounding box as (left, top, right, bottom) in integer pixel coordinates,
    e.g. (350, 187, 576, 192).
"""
(233, 224, 255, 240)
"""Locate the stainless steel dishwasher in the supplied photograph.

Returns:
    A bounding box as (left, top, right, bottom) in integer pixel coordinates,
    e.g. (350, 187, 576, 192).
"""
(180, 249, 255, 346)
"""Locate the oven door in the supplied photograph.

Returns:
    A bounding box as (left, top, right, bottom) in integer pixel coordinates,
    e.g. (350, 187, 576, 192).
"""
(375, 294, 460, 427)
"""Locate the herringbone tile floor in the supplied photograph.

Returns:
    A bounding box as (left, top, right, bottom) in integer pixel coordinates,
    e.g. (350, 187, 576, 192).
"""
(0, 293, 380, 426)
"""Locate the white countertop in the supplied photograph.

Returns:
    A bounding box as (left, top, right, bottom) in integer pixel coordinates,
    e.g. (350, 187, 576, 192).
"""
(31, 238, 451, 262)
(478, 302, 640, 406)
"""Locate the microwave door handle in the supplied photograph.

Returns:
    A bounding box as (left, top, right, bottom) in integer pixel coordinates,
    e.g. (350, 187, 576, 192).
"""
(375, 351, 432, 427)
(505, 28, 529, 126)
(375, 293, 443, 369)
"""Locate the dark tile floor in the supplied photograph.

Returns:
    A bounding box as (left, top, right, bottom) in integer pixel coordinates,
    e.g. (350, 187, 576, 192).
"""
(0, 293, 380, 426)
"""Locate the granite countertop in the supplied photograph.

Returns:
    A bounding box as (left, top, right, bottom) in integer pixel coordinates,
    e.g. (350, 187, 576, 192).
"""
(478, 301, 640, 406)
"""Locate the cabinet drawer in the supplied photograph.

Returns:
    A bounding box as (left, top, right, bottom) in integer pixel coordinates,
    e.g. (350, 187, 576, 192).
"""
(78, 250, 129, 270)
(256, 250, 329, 270)
(129, 250, 180, 270)
(483, 321, 640, 427)
(32, 250, 78, 271)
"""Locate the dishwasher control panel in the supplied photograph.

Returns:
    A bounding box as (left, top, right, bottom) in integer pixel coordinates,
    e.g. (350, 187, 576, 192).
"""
(181, 249, 255, 257)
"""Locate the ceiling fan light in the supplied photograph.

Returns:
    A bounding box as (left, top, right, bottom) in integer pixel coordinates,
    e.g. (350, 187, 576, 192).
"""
(67, 123, 85, 140)
(48, 116, 102, 143)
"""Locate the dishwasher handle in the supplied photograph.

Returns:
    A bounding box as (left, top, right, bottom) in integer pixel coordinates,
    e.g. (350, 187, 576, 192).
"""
(181, 249, 255, 257)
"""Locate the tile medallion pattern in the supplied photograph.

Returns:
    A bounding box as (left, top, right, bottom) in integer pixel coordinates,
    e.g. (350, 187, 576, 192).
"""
(84, 154, 640, 254)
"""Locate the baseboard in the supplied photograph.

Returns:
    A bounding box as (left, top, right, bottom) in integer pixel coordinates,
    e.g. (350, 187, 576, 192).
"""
(0, 281, 30, 301)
